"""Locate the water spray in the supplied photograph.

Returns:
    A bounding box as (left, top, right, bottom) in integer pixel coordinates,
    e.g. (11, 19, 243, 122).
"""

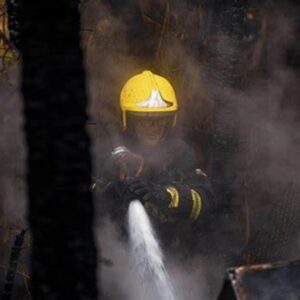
(128, 200, 175, 300)
(112, 146, 176, 300)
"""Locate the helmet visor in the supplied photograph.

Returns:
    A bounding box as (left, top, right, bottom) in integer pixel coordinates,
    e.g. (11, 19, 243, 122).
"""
(127, 112, 175, 129)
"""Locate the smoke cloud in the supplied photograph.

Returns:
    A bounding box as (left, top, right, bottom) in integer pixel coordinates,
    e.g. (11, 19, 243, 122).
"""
(81, 1, 300, 298)
(0, 65, 26, 228)
(0, 0, 299, 299)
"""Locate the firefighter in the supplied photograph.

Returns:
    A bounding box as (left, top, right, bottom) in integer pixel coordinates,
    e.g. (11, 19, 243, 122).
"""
(95, 70, 216, 255)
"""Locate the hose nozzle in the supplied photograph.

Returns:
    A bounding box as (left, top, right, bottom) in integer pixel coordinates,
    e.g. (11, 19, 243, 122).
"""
(111, 146, 144, 180)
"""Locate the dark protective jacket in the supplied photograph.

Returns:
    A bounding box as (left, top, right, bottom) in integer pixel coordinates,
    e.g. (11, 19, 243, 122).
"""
(94, 136, 217, 256)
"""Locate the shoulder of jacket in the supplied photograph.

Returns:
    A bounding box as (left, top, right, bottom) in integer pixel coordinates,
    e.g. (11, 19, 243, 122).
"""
(165, 138, 197, 170)
(172, 139, 196, 158)
(169, 139, 209, 177)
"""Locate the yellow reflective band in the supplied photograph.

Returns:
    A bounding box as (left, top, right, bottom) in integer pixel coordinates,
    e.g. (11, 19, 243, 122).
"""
(189, 189, 202, 222)
(166, 186, 180, 208)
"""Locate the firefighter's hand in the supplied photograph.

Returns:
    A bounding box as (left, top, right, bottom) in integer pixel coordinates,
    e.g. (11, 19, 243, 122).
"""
(123, 178, 169, 206)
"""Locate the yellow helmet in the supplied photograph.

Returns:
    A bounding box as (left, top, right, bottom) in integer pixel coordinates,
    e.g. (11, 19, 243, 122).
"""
(120, 70, 178, 129)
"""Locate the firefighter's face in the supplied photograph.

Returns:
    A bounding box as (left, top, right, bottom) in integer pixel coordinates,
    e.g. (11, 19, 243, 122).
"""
(134, 117, 168, 147)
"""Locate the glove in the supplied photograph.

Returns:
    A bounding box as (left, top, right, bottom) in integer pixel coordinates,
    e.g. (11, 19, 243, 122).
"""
(122, 178, 170, 207)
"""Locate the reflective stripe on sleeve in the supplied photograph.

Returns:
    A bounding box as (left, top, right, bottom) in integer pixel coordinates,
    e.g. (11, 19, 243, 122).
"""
(166, 186, 180, 208)
(189, 189, 202, 222)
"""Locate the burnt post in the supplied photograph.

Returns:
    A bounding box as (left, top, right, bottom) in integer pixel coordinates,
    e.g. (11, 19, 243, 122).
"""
(19, 0, 99, 299)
